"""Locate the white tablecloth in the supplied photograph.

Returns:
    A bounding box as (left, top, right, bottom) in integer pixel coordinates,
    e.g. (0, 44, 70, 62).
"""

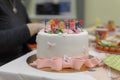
(0, 50, 109, 80)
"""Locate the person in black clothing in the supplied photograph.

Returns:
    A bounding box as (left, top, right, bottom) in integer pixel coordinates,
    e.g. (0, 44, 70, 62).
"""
(0, 0, 44, 66)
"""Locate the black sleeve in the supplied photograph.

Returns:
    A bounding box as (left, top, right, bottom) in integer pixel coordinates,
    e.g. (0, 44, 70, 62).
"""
(25, 10, 37, 44)
(20, 1, 36, 44)
(0, 25, 31, 49)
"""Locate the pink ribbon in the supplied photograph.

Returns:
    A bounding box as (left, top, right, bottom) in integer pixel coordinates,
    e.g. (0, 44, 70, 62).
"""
(30, 55, 99, 71)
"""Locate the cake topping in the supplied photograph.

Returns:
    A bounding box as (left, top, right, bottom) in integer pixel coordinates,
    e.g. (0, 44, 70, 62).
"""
(44, 19, 84, 34)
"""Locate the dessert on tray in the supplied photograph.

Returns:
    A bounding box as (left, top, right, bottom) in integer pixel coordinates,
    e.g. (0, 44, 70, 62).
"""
(30, 19, 103, 71)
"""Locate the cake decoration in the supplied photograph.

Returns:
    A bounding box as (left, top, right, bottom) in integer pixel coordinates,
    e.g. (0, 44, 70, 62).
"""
(47, 41, 56, 48)
(44, 19, 84, 34)
(44, 19, 49, 32)
(30, 55, 101, 71)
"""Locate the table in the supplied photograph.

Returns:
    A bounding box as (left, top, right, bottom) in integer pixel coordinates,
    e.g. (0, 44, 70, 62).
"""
(0, 50, 118, 80)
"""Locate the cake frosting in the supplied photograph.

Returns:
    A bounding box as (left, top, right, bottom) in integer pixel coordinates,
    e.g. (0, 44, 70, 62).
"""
(36, 29, 88, 58)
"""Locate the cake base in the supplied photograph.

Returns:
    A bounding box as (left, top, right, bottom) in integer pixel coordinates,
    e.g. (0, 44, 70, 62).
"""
(27, 54, 89, 72)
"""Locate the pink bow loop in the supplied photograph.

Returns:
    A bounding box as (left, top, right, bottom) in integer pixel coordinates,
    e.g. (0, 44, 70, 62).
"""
(85, 58, 99, 68)
(51, 57, 63, 71)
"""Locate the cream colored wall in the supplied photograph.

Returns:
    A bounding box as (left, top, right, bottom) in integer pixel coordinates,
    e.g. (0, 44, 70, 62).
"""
(85, 0, 120, 26)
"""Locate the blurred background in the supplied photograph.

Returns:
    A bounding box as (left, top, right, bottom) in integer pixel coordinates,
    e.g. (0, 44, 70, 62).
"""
(22, 0, 120, 27)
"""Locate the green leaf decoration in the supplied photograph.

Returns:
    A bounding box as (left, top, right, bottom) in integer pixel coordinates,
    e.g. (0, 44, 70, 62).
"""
(103, 55, 120, 71)
(56, 30, 63, 34)
(48, 30, 53, 34)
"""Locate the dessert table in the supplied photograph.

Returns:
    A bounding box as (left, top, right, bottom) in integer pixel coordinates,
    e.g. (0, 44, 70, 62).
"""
(0, 50, 119, 80)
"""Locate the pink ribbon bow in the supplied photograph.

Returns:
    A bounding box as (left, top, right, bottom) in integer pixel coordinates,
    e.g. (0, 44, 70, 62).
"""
(30, 55, 99, 71)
